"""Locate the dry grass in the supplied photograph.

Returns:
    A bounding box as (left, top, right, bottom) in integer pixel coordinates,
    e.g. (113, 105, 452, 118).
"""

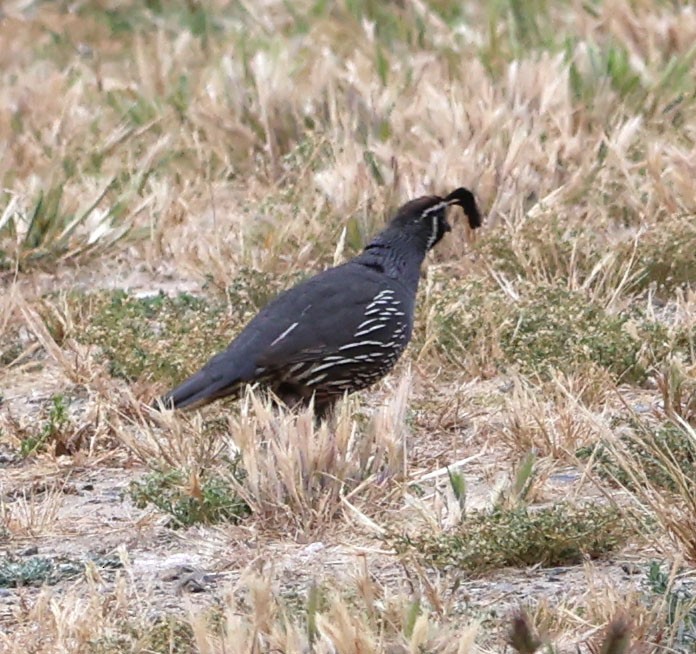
(2, 0, 696, 652)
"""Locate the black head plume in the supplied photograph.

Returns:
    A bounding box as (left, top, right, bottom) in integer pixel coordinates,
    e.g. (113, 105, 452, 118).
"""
(443, 187, 482, 229)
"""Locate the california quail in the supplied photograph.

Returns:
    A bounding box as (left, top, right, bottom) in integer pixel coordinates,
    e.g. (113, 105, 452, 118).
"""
(160, 188, 482, 417)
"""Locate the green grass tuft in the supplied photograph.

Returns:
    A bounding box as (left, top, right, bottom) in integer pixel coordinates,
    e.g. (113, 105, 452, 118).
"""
(577, 420, 696, 492)
(19, 394, 70, 458)
(0, 180, 130, 271)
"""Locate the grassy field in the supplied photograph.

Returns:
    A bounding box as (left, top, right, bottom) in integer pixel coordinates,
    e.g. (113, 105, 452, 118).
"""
(1, 0, 695, 651)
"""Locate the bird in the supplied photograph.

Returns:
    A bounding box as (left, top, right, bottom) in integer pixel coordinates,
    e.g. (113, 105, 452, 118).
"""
(159, 188, 482, 418)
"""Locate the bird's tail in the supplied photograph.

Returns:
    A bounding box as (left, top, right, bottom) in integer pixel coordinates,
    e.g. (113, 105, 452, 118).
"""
(157, 352, 247, 410)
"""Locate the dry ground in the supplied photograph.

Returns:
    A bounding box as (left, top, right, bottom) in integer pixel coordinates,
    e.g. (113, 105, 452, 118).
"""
(1, 1, 696, 652)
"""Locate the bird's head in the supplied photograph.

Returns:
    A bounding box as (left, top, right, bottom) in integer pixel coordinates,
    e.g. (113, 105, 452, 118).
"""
(389, 187, 482, 251)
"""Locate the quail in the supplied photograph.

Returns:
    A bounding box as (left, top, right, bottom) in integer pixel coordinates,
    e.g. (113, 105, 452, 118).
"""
(160, 188, 482, 417)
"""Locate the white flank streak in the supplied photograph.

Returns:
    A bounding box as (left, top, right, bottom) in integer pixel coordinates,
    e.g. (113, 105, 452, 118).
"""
(354, 323, 386, 337)
(364, 290, 394, 311)
(303, 358, 358, 375)
(338, 340, 384, 351)
(269, 321, 299, 347)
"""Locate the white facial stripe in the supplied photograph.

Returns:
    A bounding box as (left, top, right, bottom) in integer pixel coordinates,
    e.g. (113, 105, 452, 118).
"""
(422, 201, 448, 250)
(425, 211, 440, 250)
(421, 201, 448, 217)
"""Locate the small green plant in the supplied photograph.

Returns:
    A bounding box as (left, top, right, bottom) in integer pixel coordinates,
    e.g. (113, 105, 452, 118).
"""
(644, 561, 696, 650)
(81, 0, 222, 42)
(394, 502, 633, 573)
(306, 583, 321, 646)
(625, 214, 696, 294)
(479, 0, 557, 75)
(20, 394, 70, 458)
(0, 556, 69, 588)
(501, 286, 643, 381)
(60, 290, 231, 382)
(60, 278, 299, 384)
(656, 359, 696, 425)
(0, 553, 121, 588)
(500, 450, 538, 508)
(425, 278, 672, 383)
(128, 463, 250, 528)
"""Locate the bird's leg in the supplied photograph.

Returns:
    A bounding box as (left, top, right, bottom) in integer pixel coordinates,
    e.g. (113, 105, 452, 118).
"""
(271, 384, 302, 413)
(274, 382, 314, 414)
(313, 399, 336, 424)
(273, 382, 336, 424)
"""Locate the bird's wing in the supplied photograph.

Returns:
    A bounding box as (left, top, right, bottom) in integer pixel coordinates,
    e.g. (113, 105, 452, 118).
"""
(250, 264, 391, 370)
